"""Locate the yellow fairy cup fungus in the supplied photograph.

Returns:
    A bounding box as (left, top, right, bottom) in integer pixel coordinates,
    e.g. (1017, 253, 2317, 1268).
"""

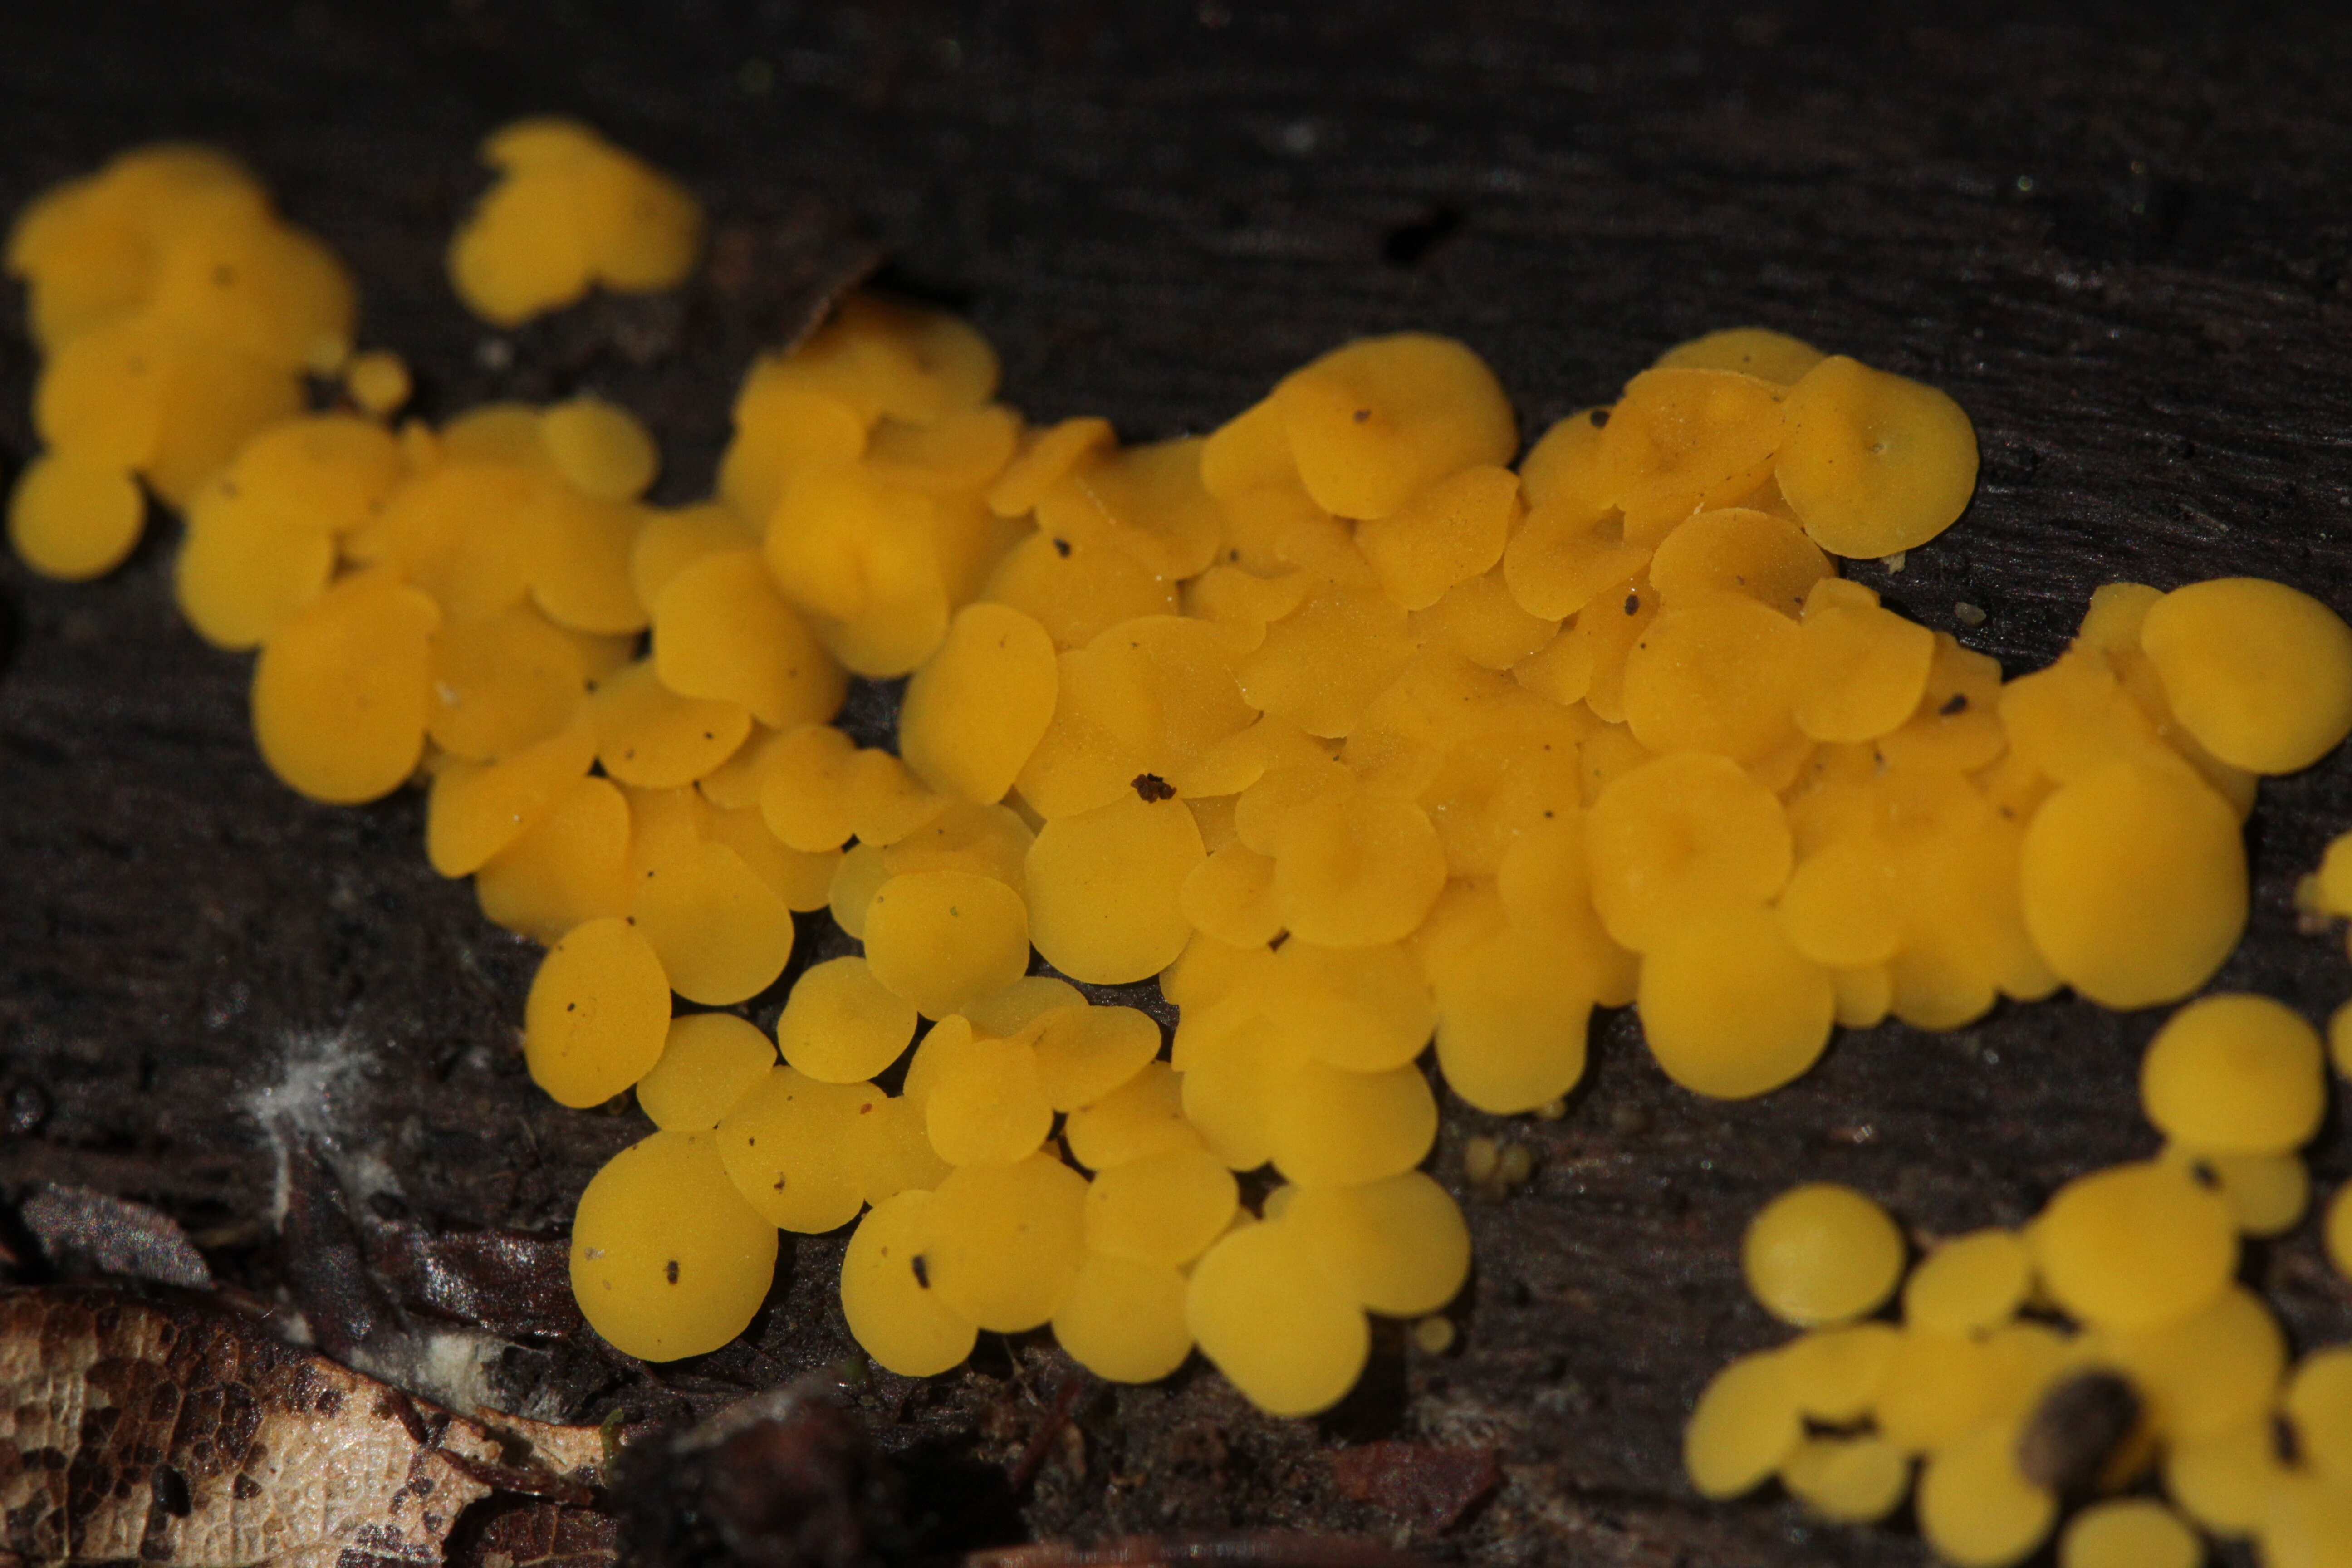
(1683, 1350, 1803, 1500)
(1185, 1218, 1370, 1417)
(2017, 755, 2247, 1009)
(2031, 1159, 2235, 1332)
(2137, 576, 2352, 774)
(1774, 353, 1979, 559)
(449, 118, 704, 327)
(523, 916, 672, 1108)
(1741, 1183, 1905, 1327)
(569, 1131, 777, 1360)
(635, 1012, 777, 1132)
(6, 143, 356, 576)
(840, 1190, 979, 1376)
(2058, 1499, 2202, 1568)
(2139, 993, 2326, 1156)
(32, 132, 2349, 1444)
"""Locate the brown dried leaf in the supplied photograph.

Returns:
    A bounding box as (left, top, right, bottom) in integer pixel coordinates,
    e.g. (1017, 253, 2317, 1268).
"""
(18, 1184, 212, 1288)
(1328, 1441, 1500, 1534)
(0, 1284, 604, 1568)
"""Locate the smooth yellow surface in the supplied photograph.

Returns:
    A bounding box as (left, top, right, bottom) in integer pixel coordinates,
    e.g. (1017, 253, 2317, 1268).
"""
(839, 1190, 978, 1376)
(2031, 1159, 2236, 1332)
(637, 1012, 777, 1132)
(569, 1131, 776, 1362)
(8, 451, 144, 580)
(1185, 1219, 1370, 1417)
(2141, 992, 2326, 1156)
(2140, 575, 2352, 774)
(1742, 1183, 1905, 1328)
(1776, 354, 1979, 559)
(523, 915, 671, 1108)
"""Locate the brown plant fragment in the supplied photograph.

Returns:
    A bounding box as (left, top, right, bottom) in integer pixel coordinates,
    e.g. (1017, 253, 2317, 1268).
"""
(965, 1534, 1429, 1568)
(1328, 1441, 1500, 1534)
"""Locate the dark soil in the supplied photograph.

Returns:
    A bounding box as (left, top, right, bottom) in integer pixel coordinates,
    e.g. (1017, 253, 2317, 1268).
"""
(4, 4, 2351, 1563)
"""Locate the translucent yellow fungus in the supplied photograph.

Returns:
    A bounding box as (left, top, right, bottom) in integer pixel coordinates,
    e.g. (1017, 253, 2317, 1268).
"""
(713, 1066, 879, 1233)
(1683, 1350, 1802, 1499)
(32, 153, 2337, 1453)
(632, 839, 794, 1005)
(1741, 1183, 1905, 1328)
(1916, 1419, 2055, 1568)
(2016, 756, 2247, 1009)
(252, 573, 441, 804)
(1779, 1322, 1900, 1424)
(1775, 354, 1979, 559)
(1026, 792, 1204, 982)
(1653, 326, 1826, 386)
(569, 1131, 777, 1361)
(1901, 1228, 2032, 1335)
(1031, 1003, 1159, 1111)
(1780, 1434, 1910, 1524)
(541, 395, 659, 501)
(2141, 992, 2326, 1155)
(1597, 368, 1784, 543)
(450, 118, 705, 328)
(899, 602, 1059, 802)
(840, 1189, 978, 1376)
(2285, 1347, 2352, 1487)
(2138, 576, 2352, 774)
(1083, 1147, 1237, 1266)
(774, 956, 916, 1083)
(1638, 907, 1833, 1098)
(652, 550, 844, 730)
(1587, 752, 1791, 952)
(1052, 1253, 1195, 1383)
(1185, 1219, 1369, 1417)
(7, 451, 145, 581)
(636, 1012, 777, 1132)
(523, 915, 672, 1108)
(2111, 1284, 2285, 1444)
(2030, 1159, 2236, 1332)
(924, 1154, 1089, 1332)
(1270, 333, 1517, 519)
(2059, 1500, 2200, 1568)
(862, 869, 1031, 1018)
(1284, 1172, 1469, 1317)
(926, 1035, 1052, 1166)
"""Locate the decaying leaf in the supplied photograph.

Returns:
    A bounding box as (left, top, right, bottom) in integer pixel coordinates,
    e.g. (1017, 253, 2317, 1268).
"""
(0, 1285, 603, 1568)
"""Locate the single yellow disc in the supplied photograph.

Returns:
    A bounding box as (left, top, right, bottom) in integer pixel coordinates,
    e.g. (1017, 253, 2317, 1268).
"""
(2058, 1499, 2200, 1568)
(1184, 1220, 1369, 1417)
(569, 1131, 776, 1361)
(1270, 333, 1516, 520)
(2030, 1159, 2236, 1332)
(840, 1189, 978, 1377)
(651, 549, 844, 731)
(775, 956, 917, 1083)
(1915, 1420, 2055, 1568)
(2017, 756, 2247, 1010)
(713, 1065, 879, 1233)
(1637, 906, 1833, 1099)
(2139, 576, 2352, 774)
(2141, 992, 2326, 1155)
(1682, 1350, 1801, 1500)
(1051, 1252, 1194, 1384)
(925, 1036, 1054, 1166)
(8, 452, 145, 580)
(924, 1154, 1090, 1333)
(541, 394, 659, 501)
(1779, 1434, 1910, 1524)
(1083, 1147, 1237, 1266)
(2285, 1346, 2352, 1487)
(636, 1012, 776, 1131)
(252, 574, 441, 804)
(523, 915, 671, 1108)
(1742, 1183, 1905, 1328)
(1283, 1172, 1470, 1318)
(1776, 354, 1979, 559)
(862, 870, 1032, 1019)
(899, 601, 1061, 803)
(1586, 751, 1791, 952)
(1026, 791, 1205, 983)
(1901, 1228, 2032, 1335)
(632, 839, 795, 1005)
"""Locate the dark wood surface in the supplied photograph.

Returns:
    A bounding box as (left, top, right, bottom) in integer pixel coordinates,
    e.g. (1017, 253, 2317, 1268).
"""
(5, 4, 2352, 1563)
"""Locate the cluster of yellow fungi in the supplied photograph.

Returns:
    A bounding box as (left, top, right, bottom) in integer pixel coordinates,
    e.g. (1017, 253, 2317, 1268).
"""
(8, 124, 2352, 1556)
(1691, 987, 2352, 1566)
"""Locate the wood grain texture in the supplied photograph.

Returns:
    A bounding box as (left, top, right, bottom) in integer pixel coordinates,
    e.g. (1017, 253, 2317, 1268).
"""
(4, 3, 2351, 1563)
